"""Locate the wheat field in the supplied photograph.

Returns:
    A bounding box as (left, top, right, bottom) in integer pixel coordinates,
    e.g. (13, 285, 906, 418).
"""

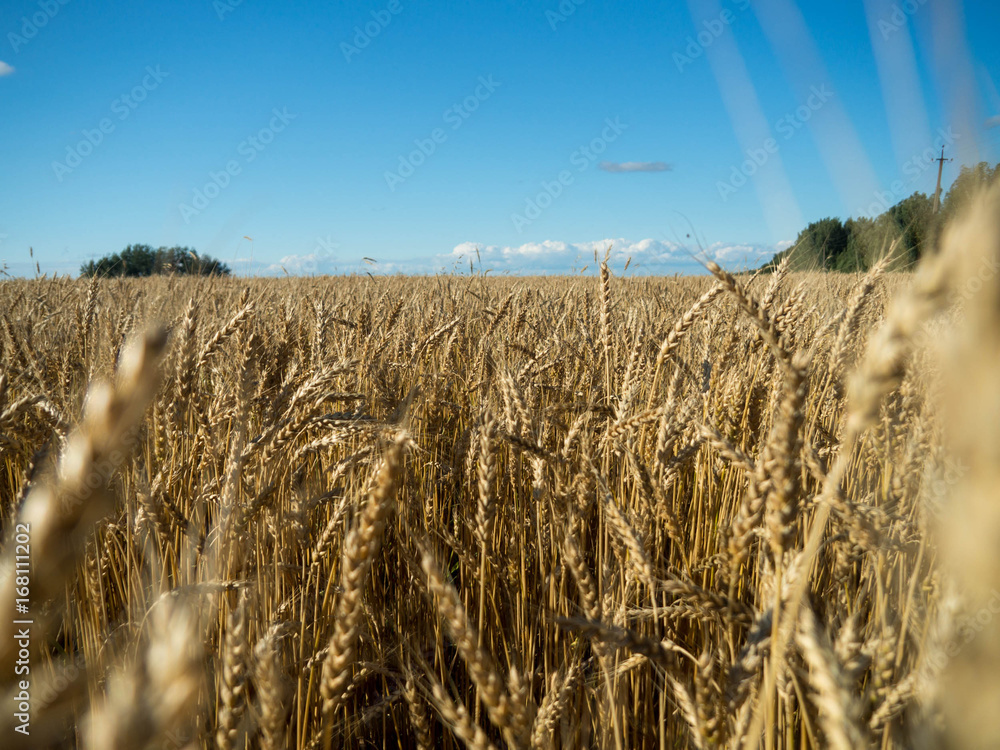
(0, 188, 999, 749)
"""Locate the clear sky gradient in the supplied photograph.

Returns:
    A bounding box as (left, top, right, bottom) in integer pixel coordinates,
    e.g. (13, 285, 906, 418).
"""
(1, 0, 998, 276)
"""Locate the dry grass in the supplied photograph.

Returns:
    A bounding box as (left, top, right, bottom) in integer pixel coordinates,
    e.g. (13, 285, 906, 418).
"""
(1, 188, 999, 748)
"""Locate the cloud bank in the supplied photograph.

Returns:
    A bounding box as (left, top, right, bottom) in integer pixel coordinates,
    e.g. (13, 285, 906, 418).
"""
(0, 61, 14, 77)
(260, 238, 786, 277)
(449, 238, 783, 274)
(599, 161, 673, 173)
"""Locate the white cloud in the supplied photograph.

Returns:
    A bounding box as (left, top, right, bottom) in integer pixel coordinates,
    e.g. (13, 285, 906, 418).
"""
(449, 238, 783, 274)
(257, 239, 785, 277)
(455, 238, 679, 269)
(986, 115, 1000, 129)
(264, 253, 338, 275)
(599, 161, 672, 173)
(0, 61, 14, 77)
(703, 241, 783, 268)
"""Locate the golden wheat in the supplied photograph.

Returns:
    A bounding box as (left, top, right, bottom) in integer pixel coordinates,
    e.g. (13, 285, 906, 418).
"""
(0, 192, 998, 748)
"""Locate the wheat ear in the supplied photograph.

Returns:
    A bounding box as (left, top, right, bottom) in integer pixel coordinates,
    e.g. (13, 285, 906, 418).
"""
(0, 328, 167, 673)
(319, 436, 404, 741)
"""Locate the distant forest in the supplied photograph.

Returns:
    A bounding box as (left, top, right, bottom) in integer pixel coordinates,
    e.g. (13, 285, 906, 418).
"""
(80, 245, 231, 277)
(766, 161, 1000, 271)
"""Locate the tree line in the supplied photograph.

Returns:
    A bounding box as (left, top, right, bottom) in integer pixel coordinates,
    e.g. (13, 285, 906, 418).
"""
(80, 245, 231, 277)
(766, 161, 1000, 271)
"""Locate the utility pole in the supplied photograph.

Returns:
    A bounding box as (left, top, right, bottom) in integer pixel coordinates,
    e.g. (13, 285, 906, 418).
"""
(932, 145, 953, 214)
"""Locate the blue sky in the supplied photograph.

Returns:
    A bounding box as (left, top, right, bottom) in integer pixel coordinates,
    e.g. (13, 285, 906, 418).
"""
(1, 0, 998, 276)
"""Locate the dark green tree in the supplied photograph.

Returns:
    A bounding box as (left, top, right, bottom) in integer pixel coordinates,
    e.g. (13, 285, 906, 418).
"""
(81, 245, 231, 277)
(933, 162, 1000, 243)
(835, 217, 876, 272)
(767, 217, 851, 271)
(760, 160, 999, 273)
(883, 192, 933, 267)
